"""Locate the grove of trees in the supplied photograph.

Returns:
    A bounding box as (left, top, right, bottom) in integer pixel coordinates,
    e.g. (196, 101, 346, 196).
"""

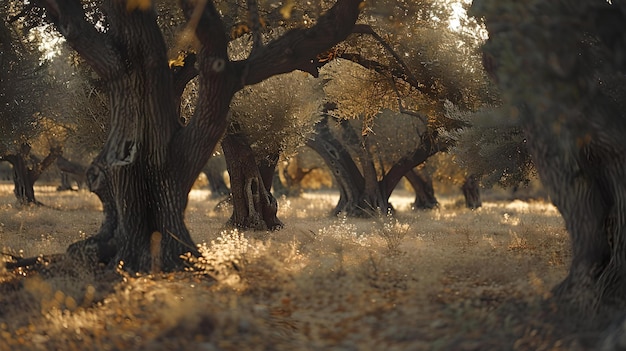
(0, 4, 66, 205)
(2, 0, 625, 319)
(14, 0, 364, 272)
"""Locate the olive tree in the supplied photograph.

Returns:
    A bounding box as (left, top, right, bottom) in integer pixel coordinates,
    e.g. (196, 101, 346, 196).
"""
(471, 0, 626, 309)
(0, 4, 65, 205)
(223, 71, 324, 230)
(304, 0, 489, 217)
(28, 0, 364, 272)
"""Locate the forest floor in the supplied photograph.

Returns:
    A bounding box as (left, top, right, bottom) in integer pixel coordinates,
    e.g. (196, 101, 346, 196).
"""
(0, 183, 614, 350)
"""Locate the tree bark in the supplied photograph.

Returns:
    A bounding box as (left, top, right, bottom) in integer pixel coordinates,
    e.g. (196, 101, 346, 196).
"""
(461, 174, 482, 209)
(222, 129, 282, 230)
(475, 0, 626, 308)
(203, 155, 229, 198)
(36, 0, 363, 272)
(308, 115, 447, 217)
(7, 153, 37, 205)
(2, 144, 61, 205)
(405, 169, 438, 210)
(306, 115, 365, 216)
(340, 120, 390, 216)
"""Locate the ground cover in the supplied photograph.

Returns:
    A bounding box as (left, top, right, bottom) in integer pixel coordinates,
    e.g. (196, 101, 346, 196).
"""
(0, 183, 587, 350)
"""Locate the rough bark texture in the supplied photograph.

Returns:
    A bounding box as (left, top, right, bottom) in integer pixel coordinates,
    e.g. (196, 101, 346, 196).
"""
(474, 0, 626, 310)
(222, 130, 282, 231)
(405, 169, 438, 210)
(341, 120, 390, 217)
(308, 115, 445, 217)
(35, 0, 363, 272)
(306, 115, 365, 216)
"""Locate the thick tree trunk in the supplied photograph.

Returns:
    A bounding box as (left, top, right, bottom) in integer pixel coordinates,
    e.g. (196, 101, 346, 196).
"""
(306, 115, 365, 216)
(405, 169, 438, 210)
(11, 154, 37, 205)
(461, 174, 482, 209)
(309, 115, 445, 217)
(341, 120, 390, 216)
(38, 0, 363, 272)
(222, 130, 282, 230)
(46, 2, 207, 272)
(474, 1, 626, 310)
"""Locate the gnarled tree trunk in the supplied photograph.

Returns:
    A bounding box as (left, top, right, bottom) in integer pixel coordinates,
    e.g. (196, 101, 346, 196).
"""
(340, 119, 390, 216)
(307, 115, 365, 216)
(222, 129, 282, 230)
(405, 169, 438, 210)
(8, 153, 37, 205)
(309, 115, 446, 217)
(2, 144, 61, 206)
(475, 0, 626, 309)
(37, 0, 363, 272)
(56, 155, 87, 191)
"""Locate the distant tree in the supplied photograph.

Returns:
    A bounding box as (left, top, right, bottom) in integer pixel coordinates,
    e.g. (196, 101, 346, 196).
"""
(0, 4, 64, 205)
(28, 0, 364, 272)
(404, 168, 438, 210)
(223, 72, 324, 230)
(451, 107, 534, 192)
(307, 102, 444, 217)
(202, 153, 229, 198)
(471, 0, 626, 309)
(303, 0, 489, 217)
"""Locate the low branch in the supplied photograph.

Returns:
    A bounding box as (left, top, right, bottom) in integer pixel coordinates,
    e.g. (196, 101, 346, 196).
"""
(32, 147, 62, 181)
(236, 0, 364, 86)
(57, 155, 87, 176)
(382, 130, 452, 199)
(336, 51, 438, 100)
(352, 24, 421, 86)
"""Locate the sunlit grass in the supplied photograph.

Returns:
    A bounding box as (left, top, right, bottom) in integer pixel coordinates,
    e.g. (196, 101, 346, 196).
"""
(0, 182, 573, 350)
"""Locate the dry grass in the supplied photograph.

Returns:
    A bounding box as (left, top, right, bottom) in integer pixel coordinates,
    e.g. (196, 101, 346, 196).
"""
(0, 183, 590, 350)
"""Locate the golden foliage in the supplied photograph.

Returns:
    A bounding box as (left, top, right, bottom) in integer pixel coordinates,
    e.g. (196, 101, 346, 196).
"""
(168, 52, 186, 68)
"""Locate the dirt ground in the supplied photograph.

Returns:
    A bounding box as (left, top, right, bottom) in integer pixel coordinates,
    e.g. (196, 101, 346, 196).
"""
(0, 182, 612, 350)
